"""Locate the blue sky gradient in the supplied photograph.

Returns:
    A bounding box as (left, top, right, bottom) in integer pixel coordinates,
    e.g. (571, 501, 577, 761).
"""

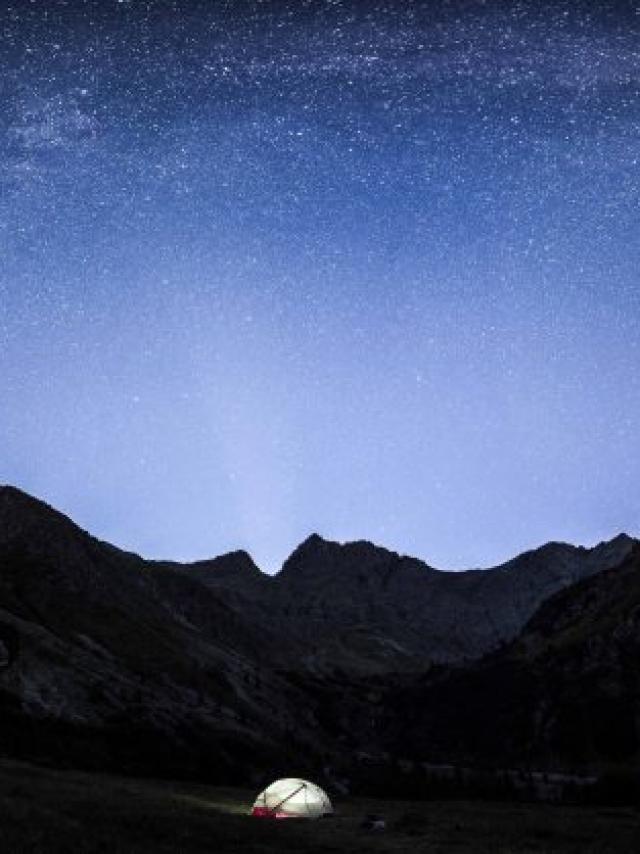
(1, 0, 638, 570)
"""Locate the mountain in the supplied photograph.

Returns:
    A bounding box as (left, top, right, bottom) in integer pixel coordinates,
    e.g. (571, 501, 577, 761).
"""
(0, 484, 637, 789)
(187, 529, 635, 675)
(377, 544, 640, 773)
(0, 487, 327, 780)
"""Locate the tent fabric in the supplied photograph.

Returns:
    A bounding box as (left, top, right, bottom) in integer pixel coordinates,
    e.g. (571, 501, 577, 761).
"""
(251, 778, 333, 819)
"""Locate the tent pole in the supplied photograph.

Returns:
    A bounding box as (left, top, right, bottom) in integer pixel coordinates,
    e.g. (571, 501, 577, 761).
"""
(270, 782, 306, 814)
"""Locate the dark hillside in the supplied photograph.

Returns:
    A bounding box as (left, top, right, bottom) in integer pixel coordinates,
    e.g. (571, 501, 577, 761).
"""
(0, 485, 637, 792)
(378, 547, 640, 778)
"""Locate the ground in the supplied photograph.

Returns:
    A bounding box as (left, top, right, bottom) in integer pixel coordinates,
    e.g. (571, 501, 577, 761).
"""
(0, 759, 638, 853)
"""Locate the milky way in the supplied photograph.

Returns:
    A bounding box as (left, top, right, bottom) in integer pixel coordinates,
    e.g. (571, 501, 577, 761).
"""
(1, 0, 639, 570)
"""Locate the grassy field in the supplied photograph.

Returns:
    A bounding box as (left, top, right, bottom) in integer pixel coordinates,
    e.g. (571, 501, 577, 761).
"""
(0, 758, 638, 853)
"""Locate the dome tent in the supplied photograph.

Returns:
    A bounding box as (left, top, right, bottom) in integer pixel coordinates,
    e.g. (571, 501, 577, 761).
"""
(251, 778, 333, 819)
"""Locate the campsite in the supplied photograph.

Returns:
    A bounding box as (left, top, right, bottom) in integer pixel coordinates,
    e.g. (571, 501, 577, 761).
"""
(1, 758, 638, 854)
(2, 2, 639, 851)
(1, 489, 640, 851)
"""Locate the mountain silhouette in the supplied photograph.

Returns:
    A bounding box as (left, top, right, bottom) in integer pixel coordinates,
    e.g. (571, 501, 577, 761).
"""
(0, 485, 637, 792)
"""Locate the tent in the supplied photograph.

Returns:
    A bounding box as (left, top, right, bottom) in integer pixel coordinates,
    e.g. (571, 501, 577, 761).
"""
(250, 778, 333, 819)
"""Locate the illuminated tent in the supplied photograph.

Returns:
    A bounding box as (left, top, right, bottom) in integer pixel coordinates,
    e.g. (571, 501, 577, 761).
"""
(250, 778, 333, 819)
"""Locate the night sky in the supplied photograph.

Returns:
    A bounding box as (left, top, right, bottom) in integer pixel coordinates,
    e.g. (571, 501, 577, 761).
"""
(1, 0, 638, 572)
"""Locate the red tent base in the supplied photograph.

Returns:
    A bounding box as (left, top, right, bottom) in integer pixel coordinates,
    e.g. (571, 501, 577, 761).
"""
(251, 807, 300, 820)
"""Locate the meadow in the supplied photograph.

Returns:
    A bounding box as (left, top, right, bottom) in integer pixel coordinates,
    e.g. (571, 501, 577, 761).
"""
(1, 758, 638, 853)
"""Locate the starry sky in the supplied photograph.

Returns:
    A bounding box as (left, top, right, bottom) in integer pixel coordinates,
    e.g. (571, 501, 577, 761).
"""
(1, 0, 639, 572)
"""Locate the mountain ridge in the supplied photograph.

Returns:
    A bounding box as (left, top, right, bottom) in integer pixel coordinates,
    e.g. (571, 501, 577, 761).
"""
(1, 483, 638, 789)
(378, 544, 640, 773)
(2, 484, 636, 674)
(2, 484, 634, 581)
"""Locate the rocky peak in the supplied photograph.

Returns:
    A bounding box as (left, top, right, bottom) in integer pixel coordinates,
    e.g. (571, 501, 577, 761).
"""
(588, 532, 635, 564)
(282, 532, 330, 561)
(191, 549, 261, 576)
(181, 549, 267, 592)
(276, 533, 399, 586)
(493, 533, 635, 582)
